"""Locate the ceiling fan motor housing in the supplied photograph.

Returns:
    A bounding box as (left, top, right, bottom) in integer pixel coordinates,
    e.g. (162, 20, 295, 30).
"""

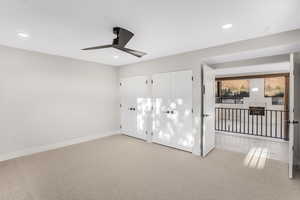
(113, 27, 120, 46)
(113, 27, 134, 47)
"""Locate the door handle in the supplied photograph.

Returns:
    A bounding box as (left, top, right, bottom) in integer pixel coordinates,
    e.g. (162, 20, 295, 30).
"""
(164, 110, 174, 114)
(129, 107, 136, 111)
(287, 120, 299, 124)
(203, 114, 210, 117)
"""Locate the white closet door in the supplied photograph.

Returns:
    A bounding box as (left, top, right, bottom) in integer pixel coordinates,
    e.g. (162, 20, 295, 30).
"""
(121, 78, 134, 135)
(152, 73, 172, 147)
(121, 76, 149, 140)
(201, 64, 216, 156)
(134, 76, 150, 140)
(289, 53, 300, 178)
(171, 70, 193, 151)
(152, 70, 193, 152)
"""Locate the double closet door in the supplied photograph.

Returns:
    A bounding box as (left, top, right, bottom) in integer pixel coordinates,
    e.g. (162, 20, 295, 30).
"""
(120, 76, 150, 140)
(152, 70, 193, 152)
(120, 70, 193, 152)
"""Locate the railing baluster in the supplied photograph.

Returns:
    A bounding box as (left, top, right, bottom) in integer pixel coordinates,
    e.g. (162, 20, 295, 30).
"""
(235, 109, 238, 133)
(239, 109, 242, 133)
(256, 114, 258, 135)
(247, 109, 250, 134)
(260, 115, 263, 136)
(265, 110, 268, 137)
(243, 109, 245, 134)
(252, 112, 254, 135)
(215, 108, 217, 130)
(280, 111, 283, 139)
(214, 107, 288, 141)
(219, 108, 221, 131)
(216, 108, 218, 130)
(275, 111, 278, 138)
(220, 108, 222, 131)
(270, 111, 273, 138)
(218, 108, 220, 130)
(232, 109, 234, 132)
(225, 108, 227, 131)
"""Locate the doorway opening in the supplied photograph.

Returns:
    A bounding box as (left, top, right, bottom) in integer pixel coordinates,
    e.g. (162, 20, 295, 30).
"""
(215, 73, 289, 141)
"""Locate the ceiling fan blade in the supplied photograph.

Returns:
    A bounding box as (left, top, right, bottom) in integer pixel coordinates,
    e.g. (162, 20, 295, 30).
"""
(115, 47, 146, 58)
(81, 44, 112, 50)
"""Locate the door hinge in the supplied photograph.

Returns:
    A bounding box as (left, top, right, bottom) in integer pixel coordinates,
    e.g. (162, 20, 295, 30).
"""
(151, 80, 154, 84)
(120, 125, 122, 129)
(120, 82, 122, 86)
(192, 108, 194, 113)
(120, 104, 122, 108)
(146, 80, 148, 84)
(192, 76, 194, 81)
(202, 85, 205, 94)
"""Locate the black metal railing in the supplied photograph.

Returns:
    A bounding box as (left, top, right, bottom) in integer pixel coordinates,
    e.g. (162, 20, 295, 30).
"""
(215, 107, 289, 140)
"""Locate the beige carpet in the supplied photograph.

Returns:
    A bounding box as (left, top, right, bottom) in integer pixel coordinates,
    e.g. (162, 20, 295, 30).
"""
(0, 134, 299, 200)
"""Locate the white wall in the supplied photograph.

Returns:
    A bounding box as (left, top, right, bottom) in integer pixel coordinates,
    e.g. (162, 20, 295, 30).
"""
(0, 45, 119, 161)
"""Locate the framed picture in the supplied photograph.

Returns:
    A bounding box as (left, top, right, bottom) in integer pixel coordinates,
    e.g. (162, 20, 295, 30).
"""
(264, 76, 285, 97)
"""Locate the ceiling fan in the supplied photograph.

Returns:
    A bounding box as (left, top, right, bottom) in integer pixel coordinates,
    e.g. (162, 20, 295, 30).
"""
(81, 27, 146, 58)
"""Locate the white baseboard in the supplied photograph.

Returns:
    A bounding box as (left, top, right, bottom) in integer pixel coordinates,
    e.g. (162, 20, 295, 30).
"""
(0, 131, 119, 162)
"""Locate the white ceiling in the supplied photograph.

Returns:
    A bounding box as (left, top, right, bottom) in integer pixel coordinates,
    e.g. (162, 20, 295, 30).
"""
(1, 0, 300, 66)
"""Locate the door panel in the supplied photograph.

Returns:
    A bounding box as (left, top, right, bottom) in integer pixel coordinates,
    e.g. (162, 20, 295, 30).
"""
(171, 71, 193, 151)
(202, 64, 216, 156)
(289, 53, 300, 178)
(121, 78, 134, 135)
(135, 77, 151, 140)
(152, 70, 193, 152)
(294, 53, 300, 176)
(152, 73, 172, 146)
(121, 76, 149, 140)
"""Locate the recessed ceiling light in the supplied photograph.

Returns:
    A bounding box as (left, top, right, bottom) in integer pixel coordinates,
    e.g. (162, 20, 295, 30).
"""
(222, 24, 233, 29)
(113, 55, 119, 59)
(17, 32, 30, 38)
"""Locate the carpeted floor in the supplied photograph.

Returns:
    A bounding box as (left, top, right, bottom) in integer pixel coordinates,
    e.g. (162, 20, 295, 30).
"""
(0, 134, 299, 200)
